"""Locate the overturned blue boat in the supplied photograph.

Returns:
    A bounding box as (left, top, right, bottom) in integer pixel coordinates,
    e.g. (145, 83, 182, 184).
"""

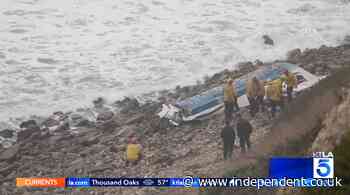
(160, 63, 323, 123)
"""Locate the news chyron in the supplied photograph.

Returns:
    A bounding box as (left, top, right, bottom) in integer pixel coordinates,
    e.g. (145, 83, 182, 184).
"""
(15, 151, 341, 189)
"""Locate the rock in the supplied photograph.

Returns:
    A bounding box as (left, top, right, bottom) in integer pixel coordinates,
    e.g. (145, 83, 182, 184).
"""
(76, 119, 95, 128)
(0, 145, 19, 162)
(237, 61, 255, 74)
(56, 122, 70, 131)
(0, 163, 17, 177)
(287, 48, 302, 63)
(110, 145, 122, 153)
(93, 97, 106, 108)
(79, 135, 99, 146)
(254, 59, 264, 66)
(17, 122, 41, 142)
(97, 120, 118, 131)
(312, 90, 350, 152)
(89, 165, 112, 174)
(115, 97, 140, 113)
(48, 134, 67, 145)
(0, 129, 14, 139)
(97, 111, 114, 121)
(19, 120, 37, 129)
(139, 102, 161, 115)
(41, 118, 60, 127)
(66, 157, 85, 174)
(41, 112, 68, 128)
(262, 35, 274, 46)
(125, 115, 145, 125)
(69, 113, 94, 128)
(343, 35, 350, 46)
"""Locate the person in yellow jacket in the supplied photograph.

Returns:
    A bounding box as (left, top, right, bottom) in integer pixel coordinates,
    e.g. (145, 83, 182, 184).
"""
(224, 79, 239, 122)
(282, 70, 298, 102)
(256, 79, 266, 113)
(246, 77, 265, 116)
(266, 80, 283, 118)
(126, 134, 141, 165)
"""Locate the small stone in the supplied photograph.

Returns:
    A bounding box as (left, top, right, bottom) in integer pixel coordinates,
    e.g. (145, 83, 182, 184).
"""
(79, 135, 99, 146)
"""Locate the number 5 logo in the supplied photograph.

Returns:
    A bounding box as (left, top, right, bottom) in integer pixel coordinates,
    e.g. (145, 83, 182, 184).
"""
(313, 158, 334, 178)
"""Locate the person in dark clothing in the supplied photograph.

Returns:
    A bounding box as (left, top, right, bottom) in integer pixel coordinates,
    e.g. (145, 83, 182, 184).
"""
(221, 120, 235, 160)
(236, 114, 252, 154)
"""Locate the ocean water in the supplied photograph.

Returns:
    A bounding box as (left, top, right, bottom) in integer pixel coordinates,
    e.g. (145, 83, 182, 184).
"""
(0, 0, 350, 122)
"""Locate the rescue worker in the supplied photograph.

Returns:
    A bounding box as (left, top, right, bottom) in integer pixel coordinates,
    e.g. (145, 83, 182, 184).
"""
(221, 120, 235, 160)
(266, 79, 283, 118)
(126, 134, 141, 166)
(246, 77, 265, 116)
(282, 70, 297, 102)
(236, 114, 252, 154)
(256, 78, 266, 113)
(224, 79, 239, 122)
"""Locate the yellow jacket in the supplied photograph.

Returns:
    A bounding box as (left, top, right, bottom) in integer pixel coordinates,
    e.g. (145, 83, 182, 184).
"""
(273, 79, 283, 94)
(282, 73, 297, 88)
(266, 82, 282, 101)
(247, 79, 265, 97)
(127, 144, 141, 161)
(224, 83, 237, 102)
(257, 80, 265, 97)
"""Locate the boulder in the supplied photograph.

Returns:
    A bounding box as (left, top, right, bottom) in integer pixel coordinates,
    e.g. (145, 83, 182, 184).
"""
(0, 129, 14, 139)
(76, 120, 95, 128)
(115, 97, 140, 113)
(41, 118, 60, 127)
(237, 61, 255, 74)
(56, 122, 70, 131)
(287, 48, 302, 63)
(17, 122, 41, 142)
(19, 120, 37, 129)
(254, 59, 264, 66)
(0, 145, 19, 162)
(97, 111, 114, 121)
(41, 112, 68, 128)
(139, 102, 160, 115)
(69, 113, 95, 128)
(262, 35, 274, 46)
(343, 35, 350, 46)
(93, 97, 106, 108)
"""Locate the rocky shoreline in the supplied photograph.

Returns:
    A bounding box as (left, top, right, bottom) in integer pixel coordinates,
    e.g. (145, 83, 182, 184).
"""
(1, 43, 350, 195)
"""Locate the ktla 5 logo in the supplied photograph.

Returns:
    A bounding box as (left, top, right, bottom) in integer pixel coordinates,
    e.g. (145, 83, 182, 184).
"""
(313, 152, 334, 178)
